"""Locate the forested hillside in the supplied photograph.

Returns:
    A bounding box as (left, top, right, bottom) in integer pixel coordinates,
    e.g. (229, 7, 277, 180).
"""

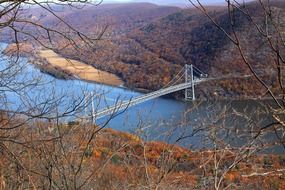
(54, 1, 284, 99)
(2, 1, 284, 99)
(0, 3, 180, 39)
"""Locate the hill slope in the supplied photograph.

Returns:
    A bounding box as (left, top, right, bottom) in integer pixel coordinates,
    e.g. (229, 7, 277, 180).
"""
(57, 1, 285, 99)
(2, 1, 285, 99)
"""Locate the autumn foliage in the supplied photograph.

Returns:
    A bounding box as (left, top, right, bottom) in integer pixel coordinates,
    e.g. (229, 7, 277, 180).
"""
(0, 118, 284, 189)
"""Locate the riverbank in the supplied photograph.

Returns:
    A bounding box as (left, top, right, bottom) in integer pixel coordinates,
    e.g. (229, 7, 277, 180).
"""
(38, 50, 123, 86)
(3, 43, 124, 87)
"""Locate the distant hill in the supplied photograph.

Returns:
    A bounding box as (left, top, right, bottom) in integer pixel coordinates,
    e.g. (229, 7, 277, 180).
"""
(102, 0, 255, 7)
(131, 0, 189, 7)
(33, 3, 181, 35)
(0, 3, 180, 43)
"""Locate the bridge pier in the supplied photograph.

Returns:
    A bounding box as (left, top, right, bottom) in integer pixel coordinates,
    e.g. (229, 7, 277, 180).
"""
(185, 64, 195, 101)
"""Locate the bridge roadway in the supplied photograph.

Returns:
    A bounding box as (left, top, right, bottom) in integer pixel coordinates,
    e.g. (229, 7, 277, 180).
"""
(94, 79, 204, 119)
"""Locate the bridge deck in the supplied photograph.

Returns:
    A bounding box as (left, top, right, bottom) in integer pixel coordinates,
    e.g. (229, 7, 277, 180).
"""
(94, 79, 204, 119)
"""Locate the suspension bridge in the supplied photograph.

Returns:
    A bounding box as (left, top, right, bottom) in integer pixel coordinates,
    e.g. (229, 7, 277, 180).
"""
(84, 64, 208, 120)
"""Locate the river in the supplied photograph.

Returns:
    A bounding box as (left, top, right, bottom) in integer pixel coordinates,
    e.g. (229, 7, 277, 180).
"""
(0, 42, 284, 153)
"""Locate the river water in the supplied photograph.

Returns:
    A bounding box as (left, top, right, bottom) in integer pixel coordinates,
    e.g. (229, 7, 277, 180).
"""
(1, 43, 284, 153)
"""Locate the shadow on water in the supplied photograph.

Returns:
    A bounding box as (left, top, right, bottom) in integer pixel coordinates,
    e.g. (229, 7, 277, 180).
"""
(99, 97, 285, 154)
(150, 100, 284, 154)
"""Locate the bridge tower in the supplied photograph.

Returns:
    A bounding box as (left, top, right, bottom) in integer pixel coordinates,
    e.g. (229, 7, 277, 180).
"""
(185, 64, 195, 101)
(83, 91, 96, 123)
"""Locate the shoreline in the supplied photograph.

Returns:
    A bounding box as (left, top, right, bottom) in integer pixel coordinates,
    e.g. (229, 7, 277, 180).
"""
(37, 49, 124, 87)
(1, 42, 280, 102)
(2, 42, 124, 87)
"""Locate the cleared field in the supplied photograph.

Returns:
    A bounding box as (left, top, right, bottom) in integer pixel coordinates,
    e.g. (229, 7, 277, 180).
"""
(38, 50, 123, 86)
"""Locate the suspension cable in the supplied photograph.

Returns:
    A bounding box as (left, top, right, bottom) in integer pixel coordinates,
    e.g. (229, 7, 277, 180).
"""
(162, 65, 185, 89)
